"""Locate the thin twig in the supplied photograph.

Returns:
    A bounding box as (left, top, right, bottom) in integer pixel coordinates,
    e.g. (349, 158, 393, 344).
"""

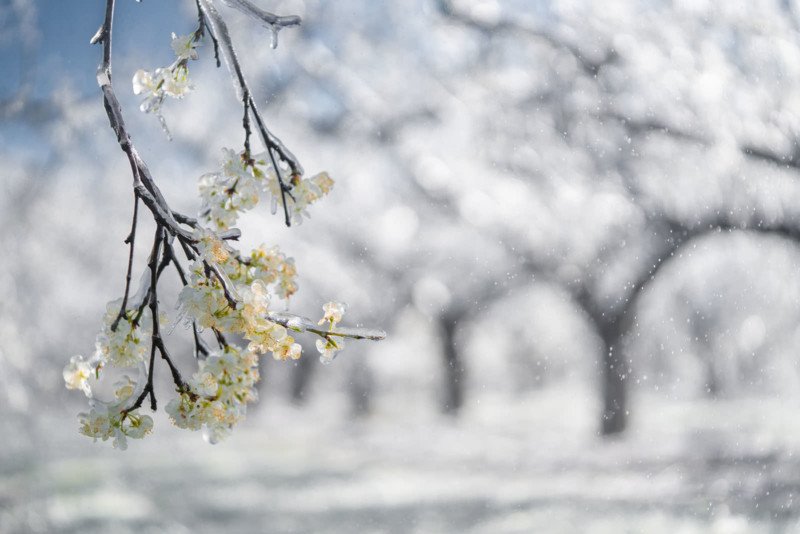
(123, 225, 165, 415)
(195, 0, 221, 66)
(242, 89, 251, 155)
(150, 228, 187, 391)
(219, 0, 301, 29)
(266, 145, 292, 226)
(112, 192, 139, 331)
(212, 327, 228, 349)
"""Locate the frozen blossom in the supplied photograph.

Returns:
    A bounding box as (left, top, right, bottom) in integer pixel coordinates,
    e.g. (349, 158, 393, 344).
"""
(267, 171, 335, 225)
(316, 336, 344, 365)
(166, 344, 260, 444)
(198, 149, 271, 230)
(170, 32, 199, 61)
(65, 13, 371, 450)
(198, 148, 334, 229)
(94, 299, 153, 368)
(177, 236, 305, 363)
(132, 33, 199, 135)
(78, 375, 153, 450)
(319, 301, 346, 328)
(63, 354, 97, 396)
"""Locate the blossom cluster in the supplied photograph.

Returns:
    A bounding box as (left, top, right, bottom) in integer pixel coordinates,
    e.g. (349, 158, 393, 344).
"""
(63, 300, 153, 394)
(66, 14, 376, 450)
(63, 300, 156, 448)
(65, 224, 353, 447)
(179, 230, 303, 362)
(132, 33, 198, 130)
(166, 344, 259, 444)
(180, 230, 349, 368)
(78, 376, 154, 450)
(199, 148, 334, 230)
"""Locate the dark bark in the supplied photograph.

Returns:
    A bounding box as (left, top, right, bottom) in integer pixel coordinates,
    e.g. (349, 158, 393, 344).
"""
(598, 321, 627, 435)
(440, 314, 464, 414)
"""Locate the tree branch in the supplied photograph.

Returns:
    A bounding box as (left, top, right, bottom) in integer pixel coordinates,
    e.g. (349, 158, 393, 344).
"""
(112, 192, 139, 331)
(196, 0, 302, 226)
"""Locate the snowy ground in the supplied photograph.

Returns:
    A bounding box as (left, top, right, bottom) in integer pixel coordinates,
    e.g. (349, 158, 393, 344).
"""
(4, 386, 800, 533)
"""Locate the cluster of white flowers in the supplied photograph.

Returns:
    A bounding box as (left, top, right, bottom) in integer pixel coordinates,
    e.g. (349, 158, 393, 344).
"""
(63, 300, 152, 393)
(316, 301, 346, 364)
(96, 300, 153, 367)
(67, 13, 381, 450)
(199, 148, 335, 230)
(64, 299, 155, 448)
(192, 228, 299, 299)
(179, 229, 303, 361)
(78, 376, 154, 450)
(132, 33, 198, 126)
(67, 229, 356, 447)
(178, 268, 302, 362)
(166, 344, 259, 444)
(248, 244, 298, 299)
(199, 149, 272, 230)
(269, 170, 335, 226)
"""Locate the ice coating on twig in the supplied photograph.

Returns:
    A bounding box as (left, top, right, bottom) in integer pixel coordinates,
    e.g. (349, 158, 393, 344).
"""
(197, 0, 246, 100)
(218, 0, 301, 49)
(267, 312, 387, 341)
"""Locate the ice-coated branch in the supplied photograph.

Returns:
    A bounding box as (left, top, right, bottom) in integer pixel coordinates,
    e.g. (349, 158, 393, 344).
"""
(123, 227, 167, 415)
(69, 0, 384, 449)
(242, 89, 252, 154)
(111, 193, 140, 331)
(220, 0, 301, 30)
(268, 312, 387, 341)
(196, 0, 304, 223)
(219, 0, 301, 49)
(194, 0, 221, 67)
(94, 0, 196, 242)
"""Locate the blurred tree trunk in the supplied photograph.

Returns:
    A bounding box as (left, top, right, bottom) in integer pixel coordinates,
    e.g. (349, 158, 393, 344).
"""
(576, 290, 630, 436)
(440, 313, 465, 414)
(598, 320, 627, 435)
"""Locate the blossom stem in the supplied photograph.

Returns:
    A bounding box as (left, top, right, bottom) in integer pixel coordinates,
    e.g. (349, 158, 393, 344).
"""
(212, 328, 228, 350)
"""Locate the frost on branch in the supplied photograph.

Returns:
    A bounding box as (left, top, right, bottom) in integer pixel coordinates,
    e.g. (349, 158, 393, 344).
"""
(66, 0, 384, 449)
(218, 0, 301, 49)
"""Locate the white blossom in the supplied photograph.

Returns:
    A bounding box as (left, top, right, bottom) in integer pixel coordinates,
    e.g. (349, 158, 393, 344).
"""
(171, 32, 199, 61)
(63, 355, 97, 396)
(319, 301, 346, 328)
(316, 336, 344, 365)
